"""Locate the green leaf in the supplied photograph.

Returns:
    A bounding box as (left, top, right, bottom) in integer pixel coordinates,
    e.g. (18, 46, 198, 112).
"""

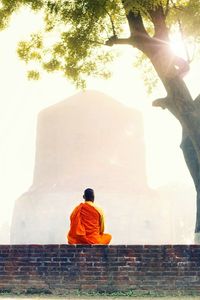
(27, 70, 40, 80)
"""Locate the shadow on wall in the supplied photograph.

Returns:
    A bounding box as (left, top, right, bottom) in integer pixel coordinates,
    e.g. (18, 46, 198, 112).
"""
(10, 90, 195, 244)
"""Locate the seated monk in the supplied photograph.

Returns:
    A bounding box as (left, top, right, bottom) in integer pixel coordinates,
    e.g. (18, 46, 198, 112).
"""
(67, 188, 112, 244)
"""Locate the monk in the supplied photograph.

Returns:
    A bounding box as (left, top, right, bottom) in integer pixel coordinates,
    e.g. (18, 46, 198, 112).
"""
(67, 188, 112, 244)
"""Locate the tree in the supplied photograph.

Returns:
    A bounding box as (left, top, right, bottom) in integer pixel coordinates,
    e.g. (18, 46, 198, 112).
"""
(1, 0, 200, 241)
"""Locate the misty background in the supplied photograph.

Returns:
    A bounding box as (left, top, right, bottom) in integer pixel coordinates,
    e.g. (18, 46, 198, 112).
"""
(2, 90, 196, 245)
(0, 8, 198, 244)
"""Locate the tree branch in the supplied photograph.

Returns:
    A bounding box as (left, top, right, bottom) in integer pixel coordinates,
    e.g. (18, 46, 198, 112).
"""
(164, 0, 170, 17)
(172, 55, 190, 78)
(170, 0, 184, 11)
(105, 36, 134, 47)
(126, 10, 149, 38)
(195, 94, 200, 102)
(88, 39, 107, 46)
(152, 96, 169, 109)
(103, 7, 117, 37)
(148, 4, 169, 40)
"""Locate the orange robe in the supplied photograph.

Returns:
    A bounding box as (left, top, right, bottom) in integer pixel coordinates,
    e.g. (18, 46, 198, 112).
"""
(67, 202, 112, 244)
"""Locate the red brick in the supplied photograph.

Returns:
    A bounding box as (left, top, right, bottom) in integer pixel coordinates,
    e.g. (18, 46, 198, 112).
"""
(1, 245, 200, 294)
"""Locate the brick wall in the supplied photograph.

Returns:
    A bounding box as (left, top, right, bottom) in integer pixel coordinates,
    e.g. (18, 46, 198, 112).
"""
(0, 245, 200, 294)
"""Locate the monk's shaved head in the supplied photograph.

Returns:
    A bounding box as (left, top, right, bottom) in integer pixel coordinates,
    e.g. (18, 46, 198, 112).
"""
(83, 188, 95, 201)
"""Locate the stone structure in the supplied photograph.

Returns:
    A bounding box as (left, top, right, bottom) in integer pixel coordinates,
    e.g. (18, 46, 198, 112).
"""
(11, 90, 160, 244)
(0, 244, 200, 295)
(10, 90, 193, 244)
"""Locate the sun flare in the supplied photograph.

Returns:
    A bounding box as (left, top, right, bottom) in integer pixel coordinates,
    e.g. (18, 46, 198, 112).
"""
(170, 34, 187, 59)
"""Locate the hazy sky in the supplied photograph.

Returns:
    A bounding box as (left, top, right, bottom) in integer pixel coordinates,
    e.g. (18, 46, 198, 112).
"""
(0, 8, 198, 229)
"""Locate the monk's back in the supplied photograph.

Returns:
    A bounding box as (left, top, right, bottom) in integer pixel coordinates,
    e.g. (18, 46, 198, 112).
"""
(67, 188, 112, 245)
(80, 203, 101, 236)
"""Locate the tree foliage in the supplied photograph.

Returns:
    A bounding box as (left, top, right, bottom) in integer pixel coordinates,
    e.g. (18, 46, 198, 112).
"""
(1, 0, 200, 88)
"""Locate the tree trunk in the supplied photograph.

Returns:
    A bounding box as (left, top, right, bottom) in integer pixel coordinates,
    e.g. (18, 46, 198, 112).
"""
(147, 49, 200, 241)
(121, 5, 200, 242)
(195, 191, 200, 242)
(181, 124, 200, 242)
(154, 68, 200, 242)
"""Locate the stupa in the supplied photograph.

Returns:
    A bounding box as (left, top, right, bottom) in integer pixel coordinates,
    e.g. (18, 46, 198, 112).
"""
(11, 90, 165, 244)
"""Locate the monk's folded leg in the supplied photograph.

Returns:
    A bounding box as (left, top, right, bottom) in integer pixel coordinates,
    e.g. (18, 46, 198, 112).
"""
(68, 235, 90, 244)
(99, 233, 112, 245)
(68, 236, 77, 244)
